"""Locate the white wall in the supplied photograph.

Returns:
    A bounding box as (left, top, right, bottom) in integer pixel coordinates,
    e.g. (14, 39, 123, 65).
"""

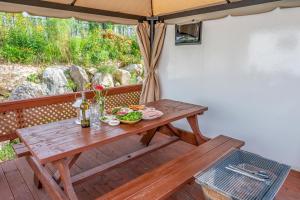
(159, 8, 300, 170)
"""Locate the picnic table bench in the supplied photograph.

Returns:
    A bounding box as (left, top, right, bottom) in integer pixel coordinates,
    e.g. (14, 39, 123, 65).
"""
(13, 96, 244, 200)
(97, 135, 244, 200)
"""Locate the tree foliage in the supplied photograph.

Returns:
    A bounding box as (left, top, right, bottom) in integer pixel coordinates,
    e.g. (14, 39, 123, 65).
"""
(0, 13, 141, 67)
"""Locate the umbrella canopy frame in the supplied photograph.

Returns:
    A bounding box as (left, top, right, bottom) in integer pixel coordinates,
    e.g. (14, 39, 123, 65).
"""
(0, 0, 288, 23)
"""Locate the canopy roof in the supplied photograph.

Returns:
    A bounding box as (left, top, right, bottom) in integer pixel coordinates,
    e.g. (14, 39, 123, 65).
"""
(0, 0, 299, 24)
(47, 0, 232, 17)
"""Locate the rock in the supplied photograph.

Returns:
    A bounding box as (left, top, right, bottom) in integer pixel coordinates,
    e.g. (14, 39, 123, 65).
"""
(10, 82, 48, 100)
(0, 64, 40, 92)
(69, 65, 89, 91)
(114, 69, 131, 85)
(42, 67, 72, 95)
(115, 82, 121, 87)
(123, 64, 144, 76)
(86, 67, 98, 76)
(100, 60, 122, 68)
(92, 73, 114, 88)
(137, 76, 144, 84)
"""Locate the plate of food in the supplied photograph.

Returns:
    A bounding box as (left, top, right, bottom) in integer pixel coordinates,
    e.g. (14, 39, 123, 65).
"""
(100, 115, 116, 123)
(129, 105, 145, 111)
(141, 109, 163, 120)
(116, 111, 142, 124)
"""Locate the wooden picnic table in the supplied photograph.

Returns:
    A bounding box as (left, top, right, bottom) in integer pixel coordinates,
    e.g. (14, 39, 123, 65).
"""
(17, 99, 208, 200)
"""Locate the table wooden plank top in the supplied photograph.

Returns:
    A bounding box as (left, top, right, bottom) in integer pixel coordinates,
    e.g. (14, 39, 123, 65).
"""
(17, 99, 208, 164)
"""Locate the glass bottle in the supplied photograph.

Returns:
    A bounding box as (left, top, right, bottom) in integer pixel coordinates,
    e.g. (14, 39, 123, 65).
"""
(80, 92, 90, 128)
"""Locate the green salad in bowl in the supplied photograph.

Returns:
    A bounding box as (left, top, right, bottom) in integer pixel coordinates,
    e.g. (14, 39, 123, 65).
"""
(116, 111, 142, 124)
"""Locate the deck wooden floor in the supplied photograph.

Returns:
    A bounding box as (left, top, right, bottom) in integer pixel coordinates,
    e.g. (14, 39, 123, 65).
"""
(0, 133, 299, 200)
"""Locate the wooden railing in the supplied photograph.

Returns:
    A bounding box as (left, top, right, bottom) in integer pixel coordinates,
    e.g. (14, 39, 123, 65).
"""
(0, 84, 142, 142)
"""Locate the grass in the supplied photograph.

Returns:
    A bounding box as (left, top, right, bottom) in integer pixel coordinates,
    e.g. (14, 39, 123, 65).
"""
(130, 72, 138, 84)
(26, 73, 41, 84)
(96, 65, 117, 74)
(0, 139, 19, 162)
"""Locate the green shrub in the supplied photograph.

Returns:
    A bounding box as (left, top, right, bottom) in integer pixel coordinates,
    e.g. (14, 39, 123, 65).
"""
(0, 13, 141, 67)
(130, 72, 138, 84)
(66, 79, 77, 91)
(0, 139, 19, 162)
(96, 65, 117, 74)
(27, 73, 40, 83)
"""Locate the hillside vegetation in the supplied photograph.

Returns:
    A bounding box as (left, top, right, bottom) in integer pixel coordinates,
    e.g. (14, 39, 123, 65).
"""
(0, 13, 141, 67)
(0, 13, 143, 162)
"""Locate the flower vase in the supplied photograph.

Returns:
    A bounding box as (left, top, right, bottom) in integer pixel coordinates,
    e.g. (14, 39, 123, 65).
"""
(98, 97, 105, 117)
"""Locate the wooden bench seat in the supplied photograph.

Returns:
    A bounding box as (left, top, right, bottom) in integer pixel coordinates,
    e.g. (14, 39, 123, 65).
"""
(12, 142, 30, 157)
(97, 135, 245, 200)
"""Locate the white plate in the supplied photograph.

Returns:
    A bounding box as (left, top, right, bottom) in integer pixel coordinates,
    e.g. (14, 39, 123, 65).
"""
(100, 115, 115, 123)
(142, 110, 163, 120)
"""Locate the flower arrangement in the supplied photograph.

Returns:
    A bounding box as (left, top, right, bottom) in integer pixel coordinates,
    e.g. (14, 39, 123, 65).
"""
(93, 84, 107, 116)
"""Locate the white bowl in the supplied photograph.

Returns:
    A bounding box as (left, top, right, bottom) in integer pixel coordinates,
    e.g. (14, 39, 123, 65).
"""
(109, 119, 120, 126)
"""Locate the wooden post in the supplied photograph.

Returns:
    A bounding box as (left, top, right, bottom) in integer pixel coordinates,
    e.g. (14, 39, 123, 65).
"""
(54, 159, 78, 200)
(140, 128, 159, 146)
(187, 115, 209, 145)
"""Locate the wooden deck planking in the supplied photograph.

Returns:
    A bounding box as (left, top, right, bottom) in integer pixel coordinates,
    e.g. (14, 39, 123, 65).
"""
(1, 160, 35, 200)
(0, 161, 14, 200)
(0, 133, 298, 200)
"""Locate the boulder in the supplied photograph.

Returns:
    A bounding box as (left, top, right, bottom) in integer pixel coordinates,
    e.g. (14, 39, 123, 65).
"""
(0, 64, 40, 92)
(92, 73, 114, 88)
(115, 82, 121, 87)
(86, 67, 98, 76)
(114, 69, 131, 85)
(69, 65, 89, 91)
(137, 76, 144, 84)
(42, 67, 72, 95)
(10, 82, 48, 100)
(123, 64, 144, 76)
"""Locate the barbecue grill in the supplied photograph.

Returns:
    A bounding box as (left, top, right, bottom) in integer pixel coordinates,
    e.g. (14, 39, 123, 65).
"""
(195, 149, 290, 200)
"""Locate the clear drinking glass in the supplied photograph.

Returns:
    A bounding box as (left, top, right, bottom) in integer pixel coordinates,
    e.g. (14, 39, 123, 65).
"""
(90, 103, 100, 130)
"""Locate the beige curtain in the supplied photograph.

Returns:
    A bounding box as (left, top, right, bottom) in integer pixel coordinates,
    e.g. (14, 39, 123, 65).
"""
(137, 22, 167, 103)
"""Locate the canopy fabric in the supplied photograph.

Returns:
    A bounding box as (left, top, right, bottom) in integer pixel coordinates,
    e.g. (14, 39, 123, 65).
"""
(0, 1, 137, 25)
(41, 0, 231, 17)
(0, 0, 299, 24)
(138, 22, 167, 103)
(165, 0, 300, 24)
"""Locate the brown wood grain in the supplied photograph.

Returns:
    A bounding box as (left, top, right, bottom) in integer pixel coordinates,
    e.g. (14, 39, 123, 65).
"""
(0, 134, 298, 200)
(0, 162, 14, 200)
(17, 99, 208, 165)
(0, 84, 142, 112)
(97, 135, 244, 200)
(54, 160, 78, 200)
(1, 160, 35, 200)
(0, 84, 142, 142)
(71, 136, 179, 185)
(15, 158, 50, 200)
(12, 143, 31, 157)
(26, 156, 69, 200)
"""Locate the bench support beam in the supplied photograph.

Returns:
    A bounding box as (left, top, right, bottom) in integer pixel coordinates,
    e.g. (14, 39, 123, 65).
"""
(26, 156, 69, 200)
(72, 136, 179, 185)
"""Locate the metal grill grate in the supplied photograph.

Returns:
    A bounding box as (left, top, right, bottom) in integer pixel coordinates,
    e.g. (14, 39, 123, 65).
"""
(195, 149, 290, 200)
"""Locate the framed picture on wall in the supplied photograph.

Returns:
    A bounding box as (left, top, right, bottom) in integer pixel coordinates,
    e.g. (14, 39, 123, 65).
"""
(175, 22, 202, 45)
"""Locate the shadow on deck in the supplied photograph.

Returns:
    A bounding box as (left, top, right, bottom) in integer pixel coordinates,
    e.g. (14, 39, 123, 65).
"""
(0, 133, 299, 200)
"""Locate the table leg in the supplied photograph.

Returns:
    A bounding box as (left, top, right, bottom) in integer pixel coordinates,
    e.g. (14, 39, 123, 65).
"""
(34, 172, 43, 189)
(187, 115, 209, 145)
(26, 156, 68, 200)
(140, 128, 159, 146)
(166, 123, 181, 137)
(53, 153, 81, 184)
(54, 159, 78, 200)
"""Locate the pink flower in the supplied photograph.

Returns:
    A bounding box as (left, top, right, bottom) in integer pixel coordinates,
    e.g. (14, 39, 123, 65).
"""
(94, 84, 104, 91)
